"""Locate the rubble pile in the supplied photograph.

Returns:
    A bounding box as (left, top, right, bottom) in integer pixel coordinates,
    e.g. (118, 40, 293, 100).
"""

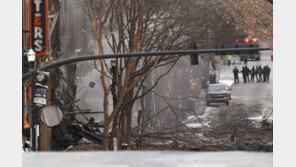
(51, 118, 104, 151)
(136, 103, 273, 152)
(49, 103, 272, 151)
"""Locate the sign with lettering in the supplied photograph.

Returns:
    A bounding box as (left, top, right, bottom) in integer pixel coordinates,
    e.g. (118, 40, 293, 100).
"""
(34, 71, 49, 106)
(29, 0, 48, 57)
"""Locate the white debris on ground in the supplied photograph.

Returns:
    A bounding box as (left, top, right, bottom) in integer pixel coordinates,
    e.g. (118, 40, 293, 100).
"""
(183, 115, 209, 128)
(218, 79, 234, 87)
(183, 106, 222, 129)
(23, 151, 272, 167)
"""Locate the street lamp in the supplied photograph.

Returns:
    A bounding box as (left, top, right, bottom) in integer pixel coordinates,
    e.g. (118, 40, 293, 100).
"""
(27, 49, 36, 70)
(27, 49, 36, 62)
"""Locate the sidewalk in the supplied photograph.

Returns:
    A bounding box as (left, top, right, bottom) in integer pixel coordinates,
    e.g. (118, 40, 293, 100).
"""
(23, 151, 272, 167)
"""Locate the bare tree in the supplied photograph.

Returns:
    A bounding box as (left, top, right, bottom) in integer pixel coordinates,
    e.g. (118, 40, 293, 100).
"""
(77, 0, 272, 150)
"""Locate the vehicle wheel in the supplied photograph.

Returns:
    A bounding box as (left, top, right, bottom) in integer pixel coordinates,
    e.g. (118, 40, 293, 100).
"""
(206, 102, 210, 106)
(225, 101, 229, 105)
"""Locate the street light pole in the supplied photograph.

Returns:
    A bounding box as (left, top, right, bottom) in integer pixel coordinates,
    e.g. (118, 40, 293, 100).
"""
(30, 75, 36, 151)
(27, 49, 37, 151)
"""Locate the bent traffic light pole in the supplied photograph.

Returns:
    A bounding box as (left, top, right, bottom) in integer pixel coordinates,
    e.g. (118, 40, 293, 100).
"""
(22, 47, 271, 80)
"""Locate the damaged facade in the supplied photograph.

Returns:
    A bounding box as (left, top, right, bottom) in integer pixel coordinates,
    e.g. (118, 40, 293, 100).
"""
(22, 0, 102, 151)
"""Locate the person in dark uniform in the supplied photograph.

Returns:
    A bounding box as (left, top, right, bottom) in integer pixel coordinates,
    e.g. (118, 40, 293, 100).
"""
(251, 66, 255, 83)
(245, 66, 250, 83)
(233, 66, 239, 83)
(255, 66, 259, 82)
(265, 65, 271, 83)
(263, 65, 267, 82)
(240, 66, 247, 83)
(258, 65, 263, 82)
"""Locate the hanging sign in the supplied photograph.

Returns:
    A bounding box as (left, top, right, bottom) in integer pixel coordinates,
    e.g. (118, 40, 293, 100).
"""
(29, 0, 48, 57)
(34, 71, 49, 106)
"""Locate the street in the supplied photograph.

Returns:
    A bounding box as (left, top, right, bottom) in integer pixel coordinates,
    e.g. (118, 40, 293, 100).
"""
(138, 51, 274, 151)
(220, 50, 273, 108)
(218, 50, 273, 120)
(188, 51, 273, 150)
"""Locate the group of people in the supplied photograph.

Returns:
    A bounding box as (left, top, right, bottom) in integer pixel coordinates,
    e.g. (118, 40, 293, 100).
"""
(232, 65, 271, 84)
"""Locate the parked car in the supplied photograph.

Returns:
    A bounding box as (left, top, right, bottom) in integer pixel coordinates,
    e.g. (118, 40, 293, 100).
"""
(206, 84, 231, 106)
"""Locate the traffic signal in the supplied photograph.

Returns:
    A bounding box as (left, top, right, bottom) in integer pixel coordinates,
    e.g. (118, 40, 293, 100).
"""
(189, 41, 199, 65)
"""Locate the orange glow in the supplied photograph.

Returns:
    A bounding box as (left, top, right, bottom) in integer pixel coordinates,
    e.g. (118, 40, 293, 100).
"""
(253, 38, 258, 42)
(263, 30, 268, 34)
(244, 38, 250, 43)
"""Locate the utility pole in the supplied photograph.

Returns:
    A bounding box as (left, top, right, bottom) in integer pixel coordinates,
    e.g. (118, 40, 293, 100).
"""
(30, 77, 37, 151)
